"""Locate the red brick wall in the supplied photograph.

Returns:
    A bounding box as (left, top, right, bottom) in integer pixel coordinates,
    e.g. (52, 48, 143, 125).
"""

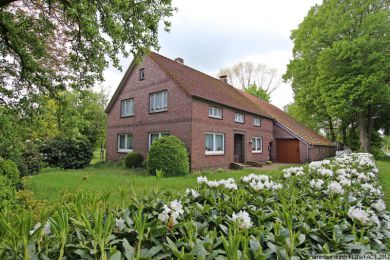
(106, 56, 193, 162)
(190, 99, 274, 170)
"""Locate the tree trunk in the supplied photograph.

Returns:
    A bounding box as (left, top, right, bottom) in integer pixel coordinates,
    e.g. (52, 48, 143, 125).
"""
(342, 125, 347, 149)
(328, 117, 336, 142)
(357, 111, 369, 152)
(367, 105, 374, 146)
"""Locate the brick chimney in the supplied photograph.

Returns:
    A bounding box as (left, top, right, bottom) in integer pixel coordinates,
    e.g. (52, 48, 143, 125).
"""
(174, 57, 184, 64)
(219, 75, 228, 84)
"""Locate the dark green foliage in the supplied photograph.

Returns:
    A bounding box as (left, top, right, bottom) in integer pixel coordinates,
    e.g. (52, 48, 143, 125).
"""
(147, 136, 189, 177)
(0, 157, 20, 185)
(125, 152, 144, 168)
(41, 138, 93, 169)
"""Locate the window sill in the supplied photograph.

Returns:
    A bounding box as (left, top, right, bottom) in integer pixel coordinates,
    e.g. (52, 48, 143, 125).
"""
(253, 124, 261, 127)
(235, 121, 245, 124)
(205, 151, 224, 156)
(149, 109, 168, 114)
(120, 115, 134, 118)
(209, 116, 223, 120)
(118, 149, 133, 153)
(252, 151, 262, 154)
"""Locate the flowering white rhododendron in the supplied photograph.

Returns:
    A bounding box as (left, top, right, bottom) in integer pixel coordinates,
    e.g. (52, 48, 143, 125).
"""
(348, 207, 370, 224)
(230, 210, 253, 229)
(196, 176, 238, 190)
(158, 200, 184, 225)
(327, 181, 344, 194)
(283, 167, 304, 178)
(185, 188, 200, 198)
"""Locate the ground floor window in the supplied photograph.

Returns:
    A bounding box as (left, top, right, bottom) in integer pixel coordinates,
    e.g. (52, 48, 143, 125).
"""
(118, 134, 133, 152)
(205, 133, 224, 155)
(252, 137, 262, 153)
(149, 132, 170, 149)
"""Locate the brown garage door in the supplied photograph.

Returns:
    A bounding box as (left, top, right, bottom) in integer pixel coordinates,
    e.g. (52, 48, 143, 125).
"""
(276, 139, 300, 163)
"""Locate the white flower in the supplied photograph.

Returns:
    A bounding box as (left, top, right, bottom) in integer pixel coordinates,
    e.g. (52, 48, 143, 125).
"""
(319, 169, 333, 177)
(340, 179, 351, 186)
(348, 193, 358, 202)
(328, 181, 344, 195)
(348, 207, 369, 224)
(158, 204, 171, 223)
(283, 167, 304, 178)
(310, 179, 324, 189)
(43, 221, 51, 235)
(370, 214, 380, 226)
(230, 210, 253, 229)
(29, 222, 41, 236)
(372, 200, 386, 212)
(115, 218, 125, 231)
(197, 176, 208, 184)
(185, 188, 200, 198)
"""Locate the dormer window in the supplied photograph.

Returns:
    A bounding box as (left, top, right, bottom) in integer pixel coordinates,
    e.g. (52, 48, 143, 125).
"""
(234, 113, 245, 123)
(139, 68, 145, 80)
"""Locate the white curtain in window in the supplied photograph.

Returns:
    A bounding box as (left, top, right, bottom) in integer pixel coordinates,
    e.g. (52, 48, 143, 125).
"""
(126, 135, 132, 149)
(205, 134, 214, 151)
(215, 134, 223, 151)
(119, 135, 126, 149)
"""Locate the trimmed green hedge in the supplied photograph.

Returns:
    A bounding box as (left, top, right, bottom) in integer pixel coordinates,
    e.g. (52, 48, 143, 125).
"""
(41, 138, 93, 169)
(147, 136, 189, 177)
(125, 152, 143, 168)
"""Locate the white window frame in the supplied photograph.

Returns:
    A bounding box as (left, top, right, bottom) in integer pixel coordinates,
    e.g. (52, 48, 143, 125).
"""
(148, 132, 170, 149)
(205, 132, 225, 155)
(235, 113, 245, 123)
(120, 98, 134, 117)
(149, 90, 168, 113)
(253, 117, 261, 126)
(208, 107, 222, 119)
(117, 134, 133, 153)
(252, 137, 263, 153)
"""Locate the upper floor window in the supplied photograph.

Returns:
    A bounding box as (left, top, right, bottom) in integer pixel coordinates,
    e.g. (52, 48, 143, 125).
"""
(121, 98, 134, 117)
(139, 68, 145, 80)
(149, 132, 170, 149)
(205, 133, 224, 155)
(209, 107, 222, 119)
(118, 134, 133, 152)
(253, 117, 261, 126)
(252, 137, 262, 153)
(150, 90, 168, 113)
(235, 113, 245, 123)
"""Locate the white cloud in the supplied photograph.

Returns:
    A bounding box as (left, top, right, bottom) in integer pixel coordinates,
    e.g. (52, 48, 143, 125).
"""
(102, 0, 321, 108)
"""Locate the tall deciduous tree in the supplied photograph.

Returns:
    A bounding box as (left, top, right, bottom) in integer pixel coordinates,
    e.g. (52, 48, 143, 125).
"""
(0, 0, 175, 104)
(284, 0, 390, 151)
(219, 61, 280, 100)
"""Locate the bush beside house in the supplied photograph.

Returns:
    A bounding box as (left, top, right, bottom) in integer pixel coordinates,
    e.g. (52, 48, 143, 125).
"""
(125, 152, 143, 168)
(147, 136, 189, 177)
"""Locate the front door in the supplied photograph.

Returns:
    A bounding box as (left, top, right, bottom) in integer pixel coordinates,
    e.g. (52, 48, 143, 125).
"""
(234, 134, 245, 163)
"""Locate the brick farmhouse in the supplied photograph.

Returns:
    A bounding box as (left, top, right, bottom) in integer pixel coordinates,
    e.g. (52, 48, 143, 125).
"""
(105, 52, 336, 170)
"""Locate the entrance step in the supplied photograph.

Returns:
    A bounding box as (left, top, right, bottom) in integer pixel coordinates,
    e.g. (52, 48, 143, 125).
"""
(229, 162, 245, 170)
(246, 161, 263, 167)
(229, 161, 263, 170)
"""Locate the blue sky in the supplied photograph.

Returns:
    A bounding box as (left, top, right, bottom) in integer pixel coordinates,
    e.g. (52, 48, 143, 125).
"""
(103, 0, 321, 108)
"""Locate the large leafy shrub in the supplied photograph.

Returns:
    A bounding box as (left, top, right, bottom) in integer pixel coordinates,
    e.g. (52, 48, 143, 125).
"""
(125, 152, 143, 168)
(0, 157, 19, 184)
(147, 136, 189, 176)
(41, 138, 93, 169)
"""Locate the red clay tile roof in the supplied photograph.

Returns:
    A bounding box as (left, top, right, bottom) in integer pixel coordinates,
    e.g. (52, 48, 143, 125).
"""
(149, 52, 271, 118)
(242, 91, 335, 146)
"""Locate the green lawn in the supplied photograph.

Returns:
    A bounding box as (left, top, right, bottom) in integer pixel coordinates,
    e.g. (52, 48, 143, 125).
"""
(377, 158, 390, 206)
(24, 163, 281, 203)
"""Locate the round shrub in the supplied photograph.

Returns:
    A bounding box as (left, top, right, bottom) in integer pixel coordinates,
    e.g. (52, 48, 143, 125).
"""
(147, 136, 189, 177)
(41, 138, 93, 169)
(0, 157, 19, 184)
(125, 152, 143, 168)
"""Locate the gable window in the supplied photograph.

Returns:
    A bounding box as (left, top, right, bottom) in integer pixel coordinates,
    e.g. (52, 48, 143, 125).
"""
(205, 133, 224, 155)
(208, 107, 222, 119)
(150, 90, 168, 113)
(118, 134, 133, 152)
(234, 113, 245, 123)
(149, 132, 170, 149)
(139, 68, 145, 80)
(252, 137, 262, 153)
(253, 117, 261, 126)
(121, 98, 134, 117)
